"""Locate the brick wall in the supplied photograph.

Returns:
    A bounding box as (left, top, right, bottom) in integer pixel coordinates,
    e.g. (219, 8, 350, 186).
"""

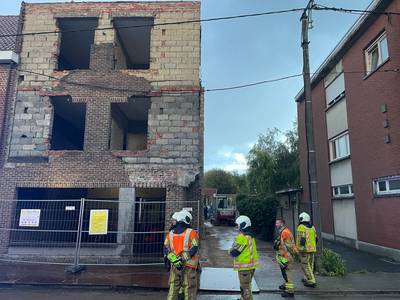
(0, 65, 10, 159)
(0, 1, 203, 253)
(343, 0, 400, 250)
(19, 2, 200, 87)
(297, 80, 335, 235)
(298, 0, 400, 249)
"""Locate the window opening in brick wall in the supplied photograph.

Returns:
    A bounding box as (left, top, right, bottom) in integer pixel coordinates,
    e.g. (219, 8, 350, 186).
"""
(374, 176, 400, 196)
(57, 18, 98, 70)
(329, 132, 350, 161)
(110, 97, 150, 151)
(11, 188, 119, 247)
(50, 96, 86, 150)
(365, 32, 389, 75)
(113, 17, 154, 70)
(332, 184, 354, 198)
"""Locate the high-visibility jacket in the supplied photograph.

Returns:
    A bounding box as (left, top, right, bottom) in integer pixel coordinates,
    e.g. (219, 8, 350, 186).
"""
(165, 228, 199, 269)
(277, 227, 296, 260)
(233, 233, 259, 271)
(296, 224, 317, 253)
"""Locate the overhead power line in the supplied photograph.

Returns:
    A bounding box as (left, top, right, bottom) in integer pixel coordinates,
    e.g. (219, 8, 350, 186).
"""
(313, 4, 400, 16)
(0, 8, 305, 39)
(18, 68, 400, 94)
(204, 74, 303, 92)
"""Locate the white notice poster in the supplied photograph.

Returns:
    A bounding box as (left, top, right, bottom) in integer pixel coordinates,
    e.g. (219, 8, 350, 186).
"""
(19, 209, 41, 227)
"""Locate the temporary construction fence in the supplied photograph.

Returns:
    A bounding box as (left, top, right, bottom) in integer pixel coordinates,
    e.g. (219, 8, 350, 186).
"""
(0, 198, 200, 270)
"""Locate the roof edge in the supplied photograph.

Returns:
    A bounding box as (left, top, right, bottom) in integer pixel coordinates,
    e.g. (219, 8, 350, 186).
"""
(295, 0, 390, 102)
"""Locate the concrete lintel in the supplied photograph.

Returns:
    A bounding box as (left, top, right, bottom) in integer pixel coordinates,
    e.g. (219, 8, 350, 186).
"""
(177, 169, 199, 187)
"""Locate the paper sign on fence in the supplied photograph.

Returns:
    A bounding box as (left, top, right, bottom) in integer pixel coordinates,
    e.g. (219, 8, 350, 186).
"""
(89, 209, 108, 235)
(19, 209, 41, 227)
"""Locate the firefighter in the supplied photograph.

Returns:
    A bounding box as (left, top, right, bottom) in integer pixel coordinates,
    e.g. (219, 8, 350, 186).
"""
(296, 212, 317, 287)
(165, 211, 200, 300)
(164, 212, 181, 272)
(274, 218, 298, 298)
(229, 215, 258, 300)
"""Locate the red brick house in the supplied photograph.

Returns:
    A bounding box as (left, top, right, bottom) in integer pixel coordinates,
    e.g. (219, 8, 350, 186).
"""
(0, 16, 19, 165)
(296, 0, 400, 260)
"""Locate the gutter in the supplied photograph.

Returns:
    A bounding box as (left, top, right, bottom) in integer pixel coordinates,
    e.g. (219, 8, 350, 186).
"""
(0, 51, 19, 64)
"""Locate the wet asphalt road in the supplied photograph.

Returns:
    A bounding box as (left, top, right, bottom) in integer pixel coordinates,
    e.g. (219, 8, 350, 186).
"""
(0, 287, 399, 300)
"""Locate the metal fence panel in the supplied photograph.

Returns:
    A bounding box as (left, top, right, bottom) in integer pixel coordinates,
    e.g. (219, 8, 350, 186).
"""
(0, 198, 200, 268)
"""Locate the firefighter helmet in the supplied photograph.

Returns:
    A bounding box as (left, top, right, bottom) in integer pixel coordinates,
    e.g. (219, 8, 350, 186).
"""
(299, 212, 311, 223)
(180, 209, 193, 225)
(171, 211, 181, 221)
(235, 215, 251, 230)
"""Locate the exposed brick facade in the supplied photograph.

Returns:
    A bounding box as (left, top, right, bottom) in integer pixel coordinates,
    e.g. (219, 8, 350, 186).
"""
(298, 0, 400, 254)
(0, 1, 203, 253)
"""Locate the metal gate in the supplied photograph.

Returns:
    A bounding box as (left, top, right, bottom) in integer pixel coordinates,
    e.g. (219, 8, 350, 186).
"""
(0, 198, 200, 269)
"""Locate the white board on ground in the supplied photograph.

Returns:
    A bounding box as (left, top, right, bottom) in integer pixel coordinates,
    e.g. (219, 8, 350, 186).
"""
(200, 267, 259, 292)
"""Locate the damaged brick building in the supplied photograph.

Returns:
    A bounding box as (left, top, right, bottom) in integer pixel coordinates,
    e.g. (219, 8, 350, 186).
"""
(0, 1, 202, 259)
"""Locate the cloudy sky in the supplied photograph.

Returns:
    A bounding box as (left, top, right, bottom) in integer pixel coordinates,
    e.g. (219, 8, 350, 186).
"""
(3, 0, 372, 173)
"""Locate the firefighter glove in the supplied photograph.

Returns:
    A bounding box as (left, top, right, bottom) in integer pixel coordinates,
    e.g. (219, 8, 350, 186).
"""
(167, 253, 184, 270)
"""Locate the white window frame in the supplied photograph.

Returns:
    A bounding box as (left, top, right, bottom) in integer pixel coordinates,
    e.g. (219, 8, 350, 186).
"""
(329, 132, 350, 161)
(374, 176, 400, 196)
(332, 184, 354, 198)
(365, 32, 389, 74)
(324, 61, 345, 107)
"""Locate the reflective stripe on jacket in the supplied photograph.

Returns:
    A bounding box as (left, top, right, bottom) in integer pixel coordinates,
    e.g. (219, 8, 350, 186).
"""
(296, 224, 317, 253)
(233, 233, 259, 271)
(167, 228, 199, 269)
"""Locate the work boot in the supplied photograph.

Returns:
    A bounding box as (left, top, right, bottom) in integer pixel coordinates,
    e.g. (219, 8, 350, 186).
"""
(279, 284, 285, 290)
(281, 291, 294, 298)
(304, 281, 317, 288)
(178, 293, 185, 300)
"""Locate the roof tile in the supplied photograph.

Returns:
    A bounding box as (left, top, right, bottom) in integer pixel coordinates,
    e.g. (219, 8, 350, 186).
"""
(0, 16, 19, 51)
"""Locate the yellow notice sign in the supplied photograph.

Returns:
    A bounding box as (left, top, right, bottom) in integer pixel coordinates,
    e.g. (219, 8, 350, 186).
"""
(89, 209, 108, 235)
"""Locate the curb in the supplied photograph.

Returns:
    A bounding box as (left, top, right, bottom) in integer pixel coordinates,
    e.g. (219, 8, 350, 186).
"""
(1, 282, 400, 295)
(258, 288, 400, 295)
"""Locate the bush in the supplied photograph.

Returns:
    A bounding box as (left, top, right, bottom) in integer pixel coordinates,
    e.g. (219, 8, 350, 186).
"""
(236, 193, 278, 240)
(319, 248, 346, 277)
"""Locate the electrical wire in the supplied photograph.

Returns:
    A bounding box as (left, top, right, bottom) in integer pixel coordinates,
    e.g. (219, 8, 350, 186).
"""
(0, 8, 305, 39)
(18, 68, 400, 95)
(313, 4, 400, 16)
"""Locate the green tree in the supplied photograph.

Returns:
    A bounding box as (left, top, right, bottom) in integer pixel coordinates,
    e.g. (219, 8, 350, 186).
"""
(247, 125, 299, 195)
(239, 124, 299, 240)
(203, 169, 237, 194)
(231, 172, 249, 194)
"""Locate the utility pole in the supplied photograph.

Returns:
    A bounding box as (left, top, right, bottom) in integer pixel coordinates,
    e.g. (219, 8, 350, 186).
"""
(301, 0, 322, 252)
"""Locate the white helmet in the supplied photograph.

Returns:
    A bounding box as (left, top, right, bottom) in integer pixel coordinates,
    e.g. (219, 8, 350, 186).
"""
(235, 215, 251, 230)
(180, 209, 193, 225)
(171, 211, 181, 221)
(299, 212, 311, 223)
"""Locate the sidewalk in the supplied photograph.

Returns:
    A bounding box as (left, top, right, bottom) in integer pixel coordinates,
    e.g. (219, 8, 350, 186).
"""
(0, 262, 169, 289)
(255, 246, 400, 294)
